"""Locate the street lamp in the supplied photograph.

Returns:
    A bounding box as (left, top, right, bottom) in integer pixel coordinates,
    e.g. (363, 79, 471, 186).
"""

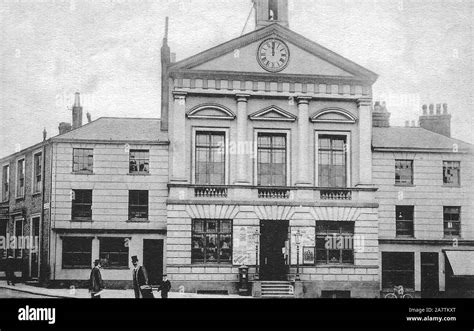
(294, 229, 302, 281)
(253, 229, 260, 280)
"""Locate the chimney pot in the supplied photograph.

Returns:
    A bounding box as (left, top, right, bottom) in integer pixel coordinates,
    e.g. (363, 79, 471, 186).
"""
(86, 112, 92, 123)
(443, 103, 448, 114)
(436, 104, 441, 115)
(422, 104, 428, 115)
(429, 104, 434, 115)
(405, 120, 410, 127)
(43, 128, 47, 141)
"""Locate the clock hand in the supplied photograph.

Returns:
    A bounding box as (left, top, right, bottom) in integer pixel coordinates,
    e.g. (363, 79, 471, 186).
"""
(272, 42, 275, 56)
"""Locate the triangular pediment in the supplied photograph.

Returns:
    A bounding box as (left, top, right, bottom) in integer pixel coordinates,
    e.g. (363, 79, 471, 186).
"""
(249, 105, 297, 122)
(169, 24, 377, 83)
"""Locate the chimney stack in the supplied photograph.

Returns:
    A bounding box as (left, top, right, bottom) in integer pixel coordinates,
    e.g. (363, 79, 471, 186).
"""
(58, 122, 72, 135)
(72, 92, 83, 129)
(419, 103, 451, 137)
(86, 112, 92, 123)
(43, 128, 47, 141)
(372, 101, 391, 127)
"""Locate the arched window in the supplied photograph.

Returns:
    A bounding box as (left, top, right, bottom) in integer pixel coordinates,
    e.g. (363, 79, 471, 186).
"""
(269, 0, 278, 20)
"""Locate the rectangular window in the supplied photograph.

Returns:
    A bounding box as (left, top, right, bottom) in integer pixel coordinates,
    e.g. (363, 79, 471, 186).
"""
(382, 252, 415, 289)
(195, 131, 225, 185)
(396, 206, 414, 237)
(192, 220, 232, 264)
(72, 190, 92, 221)
(62, 237, 92, 269)
(14, 219, 24, 258)
(257, 133, 287, 186)
(318, 135, 347, 188)
(2, 165, 9, 202)
(395, 160, 413, 185)
(444, 206, 461, 237)
(129, 150, 150, 174)
(316, 221, 354, 264)
(443, 161, 460, 186)
(33, 152, 42, 193)
(73, 148, 93, 173)
(16, 159, 25, 198)
(99, 237, 129, 269)
(128, 190, 149, 220)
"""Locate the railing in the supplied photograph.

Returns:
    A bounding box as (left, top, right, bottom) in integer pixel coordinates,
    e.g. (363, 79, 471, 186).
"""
(194, 186, 228, 198)
(258, 188, 290, 199)
(320, 189, 352, 200)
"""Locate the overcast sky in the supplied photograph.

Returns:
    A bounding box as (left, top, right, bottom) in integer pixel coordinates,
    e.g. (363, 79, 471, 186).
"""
(0, 0, 472, 158)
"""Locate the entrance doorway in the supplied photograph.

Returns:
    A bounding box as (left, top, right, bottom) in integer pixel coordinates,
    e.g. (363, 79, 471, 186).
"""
(421, 252, 439, 297)
(29, 217, 40, 279)
(260, 220, 289, 281)
(143, 239, 164, 285)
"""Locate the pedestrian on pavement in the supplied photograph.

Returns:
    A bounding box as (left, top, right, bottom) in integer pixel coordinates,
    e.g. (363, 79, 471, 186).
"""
(157, 274, 171, 299)
(89, 259, 104, 299)
(5, 254, 16, 286)
(131, 256, 154, 299)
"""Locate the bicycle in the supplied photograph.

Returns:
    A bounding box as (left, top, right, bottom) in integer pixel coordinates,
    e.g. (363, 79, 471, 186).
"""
(384, 285, 413, 299)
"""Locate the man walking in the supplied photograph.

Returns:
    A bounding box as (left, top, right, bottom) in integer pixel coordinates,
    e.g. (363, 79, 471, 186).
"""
(5, 254, 16, 286)
(157, 274, 171, 299)
(89, 259, 104, 299)
(131, 256, 154, 299)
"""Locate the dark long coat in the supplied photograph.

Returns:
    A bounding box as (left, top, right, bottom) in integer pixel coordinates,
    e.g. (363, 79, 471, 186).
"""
(132, 266, 154, 298)
(89, 267, 104, 294)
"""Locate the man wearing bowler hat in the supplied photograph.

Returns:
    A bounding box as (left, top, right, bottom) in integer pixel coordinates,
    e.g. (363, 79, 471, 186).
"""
(131, 256, 154, 299)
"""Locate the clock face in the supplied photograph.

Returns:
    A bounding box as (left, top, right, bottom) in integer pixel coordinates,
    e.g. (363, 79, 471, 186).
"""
(257, 38, 290, 72)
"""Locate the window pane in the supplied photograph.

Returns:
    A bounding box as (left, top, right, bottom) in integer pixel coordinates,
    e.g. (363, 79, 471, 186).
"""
(191, 220, 232, 264)
(257, 133, 287, 186)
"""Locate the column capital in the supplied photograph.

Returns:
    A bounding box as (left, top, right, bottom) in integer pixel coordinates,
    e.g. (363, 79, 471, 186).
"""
(235, 94, 251, 102)
(296, 96, 312, 105)
(357, 98, 372, 107)
(173, 91, 188, 100)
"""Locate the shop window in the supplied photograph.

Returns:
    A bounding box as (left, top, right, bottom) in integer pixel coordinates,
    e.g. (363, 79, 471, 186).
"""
(62, 237, 92, 269)
(99, 237, 129, 269)
(192, 220, 232, 264)
(316, 221, 354, 264)
(382, 252, 414, 289)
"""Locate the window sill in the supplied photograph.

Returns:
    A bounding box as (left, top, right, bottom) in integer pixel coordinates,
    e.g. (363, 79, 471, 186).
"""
(128, 173, 151, 176)
(313, 263, 355, 267)
(126, 219, 150, 223)
(62, 266, 92, 270)
(191, 263, 233, 266)
(396, 235, 415, 239)
(15, 197, 25, 201)
(101, 267, 130, 270)
(32, 192, 41, 197)
(394, 184, 415, 187)
(442, 185, 461, 188)
(72, 172, 94, 175)
(443, 236, 461, 239)
(71, 219, 93, 223)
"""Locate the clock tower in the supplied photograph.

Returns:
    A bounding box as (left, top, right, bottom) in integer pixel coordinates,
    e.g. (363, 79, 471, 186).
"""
(254, 0, 289, 29)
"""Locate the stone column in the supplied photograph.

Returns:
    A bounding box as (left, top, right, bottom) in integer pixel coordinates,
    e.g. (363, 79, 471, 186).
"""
(296, 96, 312, 186)
(235, 94, 250, 184)
(171, 91, 187, 182)
(357, 98, 373, 186)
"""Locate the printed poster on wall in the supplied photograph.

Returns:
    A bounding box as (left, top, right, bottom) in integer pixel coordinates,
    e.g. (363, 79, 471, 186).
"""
(232, 226, 257, 266)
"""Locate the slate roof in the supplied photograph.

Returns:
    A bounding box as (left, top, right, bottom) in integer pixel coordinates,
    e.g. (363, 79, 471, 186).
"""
(372, 127, 472, 152)
(53, 117, 168, 142)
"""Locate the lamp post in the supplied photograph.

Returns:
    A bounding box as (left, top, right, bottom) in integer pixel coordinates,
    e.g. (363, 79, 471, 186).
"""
(253, 229, 260, 280)
(294, 229, 302, 281)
